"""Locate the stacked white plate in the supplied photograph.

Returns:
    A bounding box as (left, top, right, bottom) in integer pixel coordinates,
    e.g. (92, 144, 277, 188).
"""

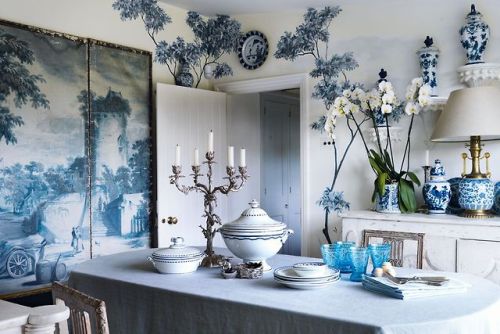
(273, 265, 340, 290)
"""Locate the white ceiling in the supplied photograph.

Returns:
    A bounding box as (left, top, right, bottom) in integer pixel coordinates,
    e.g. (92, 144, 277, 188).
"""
(159, 0, 337, 16)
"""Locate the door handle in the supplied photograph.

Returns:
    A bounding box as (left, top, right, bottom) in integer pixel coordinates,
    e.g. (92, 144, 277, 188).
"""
(163, 217, 178, 225)
(285, 204, 289, 209)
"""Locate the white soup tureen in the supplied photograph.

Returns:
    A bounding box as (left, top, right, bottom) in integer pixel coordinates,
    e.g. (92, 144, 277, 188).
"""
(219, 200, 293, 271)
(148, 237, 204, 274)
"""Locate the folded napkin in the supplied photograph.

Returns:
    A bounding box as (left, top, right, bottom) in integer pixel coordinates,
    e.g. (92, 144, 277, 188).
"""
(362, 275, 471, 300)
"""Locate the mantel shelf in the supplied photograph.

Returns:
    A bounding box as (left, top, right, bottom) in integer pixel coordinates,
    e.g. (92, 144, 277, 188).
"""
(340, 209, 500, 227)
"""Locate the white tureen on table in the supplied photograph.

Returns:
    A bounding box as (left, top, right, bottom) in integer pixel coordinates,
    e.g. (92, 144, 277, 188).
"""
(219, 200, 294, 271)
(148, 237, 205, 274)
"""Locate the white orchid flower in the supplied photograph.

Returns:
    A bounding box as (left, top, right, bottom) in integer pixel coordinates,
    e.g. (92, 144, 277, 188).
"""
(381, 104, 393, 114)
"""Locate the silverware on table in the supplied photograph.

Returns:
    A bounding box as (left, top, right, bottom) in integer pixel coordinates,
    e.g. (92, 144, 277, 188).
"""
(383, 273, 449, 286)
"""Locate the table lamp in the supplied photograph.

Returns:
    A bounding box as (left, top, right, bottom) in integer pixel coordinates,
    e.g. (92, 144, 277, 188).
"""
(431, 86, 500, 218)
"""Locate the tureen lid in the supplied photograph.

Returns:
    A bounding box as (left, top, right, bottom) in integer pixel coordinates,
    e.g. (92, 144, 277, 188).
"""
(152, 237, 204, 259)
(220, 200, 286, 232)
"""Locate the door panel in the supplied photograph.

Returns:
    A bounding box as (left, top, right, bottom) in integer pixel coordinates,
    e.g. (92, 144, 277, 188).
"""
(156, 84, 227, 247)
(261, 95, 301, 256)
(261, 101, 287, 223)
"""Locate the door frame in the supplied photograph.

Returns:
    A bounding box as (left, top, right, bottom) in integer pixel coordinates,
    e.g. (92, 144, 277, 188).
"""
(215, 73, 310, 256)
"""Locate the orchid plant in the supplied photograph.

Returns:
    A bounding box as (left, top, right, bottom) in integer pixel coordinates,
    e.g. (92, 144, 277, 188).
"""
(326, 76, 431, 213)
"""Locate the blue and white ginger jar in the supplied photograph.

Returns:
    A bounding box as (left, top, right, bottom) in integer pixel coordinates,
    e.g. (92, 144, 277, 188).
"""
(460, 4, 489, 64)
(423, 159, 451, 214)
(458, 178, 494, 212)
(417, 36, 439, 96)
(375, 183, 400, 214)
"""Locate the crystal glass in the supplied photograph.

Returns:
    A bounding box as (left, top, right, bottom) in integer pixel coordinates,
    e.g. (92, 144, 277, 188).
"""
(333, 241, 355, 273)
(368, 243, 391, 275)
(320, 244, 336, 268)
(349, 247, 369, 282)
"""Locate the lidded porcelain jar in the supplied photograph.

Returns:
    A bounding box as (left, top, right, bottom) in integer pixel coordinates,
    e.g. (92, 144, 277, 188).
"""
(417, 36, 439, 96)
(460, 4, 490, 64)
(148, 237, 204, 274)
(423, 159, 451, 214)
(219, 200, 293, 271)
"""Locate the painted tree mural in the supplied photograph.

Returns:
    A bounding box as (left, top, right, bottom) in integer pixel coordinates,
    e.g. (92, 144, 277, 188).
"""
(0, 28, 49, 144)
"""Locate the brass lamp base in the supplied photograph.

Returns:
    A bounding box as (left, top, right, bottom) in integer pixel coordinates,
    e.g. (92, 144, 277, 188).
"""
(461, 209, 494, 219)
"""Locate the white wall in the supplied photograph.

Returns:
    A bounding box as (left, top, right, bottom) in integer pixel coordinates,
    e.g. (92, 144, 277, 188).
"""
(0, 0, 210, 89)
(217, 0, 500, 256)
(226, 93, 261, 220)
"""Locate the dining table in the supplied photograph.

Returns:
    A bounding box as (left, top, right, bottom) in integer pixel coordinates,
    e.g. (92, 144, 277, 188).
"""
(68, 248, 500, 334)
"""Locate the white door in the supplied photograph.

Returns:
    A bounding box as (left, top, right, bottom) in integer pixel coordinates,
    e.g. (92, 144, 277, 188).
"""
(261, 94, 301, 255)
(156, 84, 227, 247)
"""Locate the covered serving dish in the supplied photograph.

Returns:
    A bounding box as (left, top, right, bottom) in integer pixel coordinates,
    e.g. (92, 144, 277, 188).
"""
(148, 237, 204, 274)
(219, 200, 293, 271)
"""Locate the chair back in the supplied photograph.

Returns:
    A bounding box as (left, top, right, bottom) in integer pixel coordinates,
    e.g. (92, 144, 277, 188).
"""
(362, 229, 425, 269)
(52, 282, 109, 334)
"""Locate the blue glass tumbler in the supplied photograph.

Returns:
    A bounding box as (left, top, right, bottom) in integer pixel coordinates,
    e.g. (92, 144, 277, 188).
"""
(349, 247, 369, 282)
(368, 243, 391, 275)
(333, 241, 355, 273)
(320, 244, 336, 268)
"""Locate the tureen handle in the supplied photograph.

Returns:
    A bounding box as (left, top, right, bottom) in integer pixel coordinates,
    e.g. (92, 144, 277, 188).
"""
(280, 229, 294, 244)
(147, 256, 155, 268)
(170, 237, 185, 246)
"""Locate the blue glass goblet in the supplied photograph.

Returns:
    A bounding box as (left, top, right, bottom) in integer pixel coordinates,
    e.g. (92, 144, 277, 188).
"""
(349, 247, 369, 282)
(333, 241, 355, 273)
(368, 243, 391, 275)
(320, 244, 336, 268)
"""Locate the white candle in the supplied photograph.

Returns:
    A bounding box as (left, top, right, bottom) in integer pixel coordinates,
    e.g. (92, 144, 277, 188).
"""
(208, 130, 214, 153)
(228, 146, 234, 167)
(425, 150, 430, 166)
(193, 148, 199, 166)
(240, 148, 246, 167)
(175, 145, 181, 166)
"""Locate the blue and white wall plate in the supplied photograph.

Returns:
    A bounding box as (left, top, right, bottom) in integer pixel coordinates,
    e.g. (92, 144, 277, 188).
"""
(238, 30, 269, 70)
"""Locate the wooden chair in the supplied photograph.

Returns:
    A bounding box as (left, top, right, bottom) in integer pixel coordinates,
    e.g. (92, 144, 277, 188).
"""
(52, 281, 109, 334)
(362, 229, 425, 269)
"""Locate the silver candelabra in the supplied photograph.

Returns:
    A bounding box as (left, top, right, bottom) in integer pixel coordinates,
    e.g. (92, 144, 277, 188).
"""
(169, 151, 249, 267)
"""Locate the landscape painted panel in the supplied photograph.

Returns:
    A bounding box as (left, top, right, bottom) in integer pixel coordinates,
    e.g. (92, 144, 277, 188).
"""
(0, 21, 90, 298)
(0, 20, 153, 298)
(88, 42, 152, 257)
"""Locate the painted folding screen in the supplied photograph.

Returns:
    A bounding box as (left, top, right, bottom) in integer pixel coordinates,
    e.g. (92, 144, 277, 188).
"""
(0, 20, 153, 298)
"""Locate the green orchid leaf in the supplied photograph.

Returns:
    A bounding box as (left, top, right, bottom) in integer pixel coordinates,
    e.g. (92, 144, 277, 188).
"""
(383, 150, 393, 170)
(369, 157, 383, 175)
(377, 173, 388, 197)
(399, 179, 417, 213)
(407, 171, 421, 187)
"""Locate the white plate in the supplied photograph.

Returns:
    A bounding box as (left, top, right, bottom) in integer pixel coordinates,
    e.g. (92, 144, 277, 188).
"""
(274, 266, 339, 282)
(274, 276, 340, 290)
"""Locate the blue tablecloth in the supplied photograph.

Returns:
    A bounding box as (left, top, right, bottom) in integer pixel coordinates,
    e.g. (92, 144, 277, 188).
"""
(69, 248, 500, 334)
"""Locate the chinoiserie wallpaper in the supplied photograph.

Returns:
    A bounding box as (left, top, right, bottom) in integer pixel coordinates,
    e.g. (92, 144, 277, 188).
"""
(0, 19, 153, 298)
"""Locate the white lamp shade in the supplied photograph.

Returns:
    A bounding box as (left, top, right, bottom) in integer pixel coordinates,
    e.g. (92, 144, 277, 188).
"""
(431, 86, 500, 142)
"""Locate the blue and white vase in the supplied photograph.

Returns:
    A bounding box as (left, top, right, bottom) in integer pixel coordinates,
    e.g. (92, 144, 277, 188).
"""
(458, 178, 495, 213)
(460, 4, 490, 64)
(447, 177, 465, 215)
(423, 160, 451, 214)
(417, 36, 439, 96)
(375, 183, 400, 214)
(492, 181, 500, 215)
(175, 60, 194, 87)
